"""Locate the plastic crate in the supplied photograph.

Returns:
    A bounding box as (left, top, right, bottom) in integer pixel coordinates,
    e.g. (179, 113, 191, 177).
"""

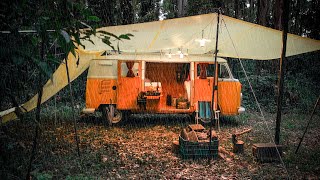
(179, 136, 219, 159)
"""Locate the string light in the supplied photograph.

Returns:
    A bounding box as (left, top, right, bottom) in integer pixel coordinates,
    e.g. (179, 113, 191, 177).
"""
(165, 47, 188, 59)
(165, 49, 172, 59)
(177, 47, 182, 54)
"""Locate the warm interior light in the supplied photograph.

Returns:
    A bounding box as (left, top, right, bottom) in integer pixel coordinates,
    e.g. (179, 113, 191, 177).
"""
(200, 39, 206, 47)
(196, 38, 211, 47)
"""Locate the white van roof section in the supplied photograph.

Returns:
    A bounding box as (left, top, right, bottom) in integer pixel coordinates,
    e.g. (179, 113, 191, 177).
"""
(98, 53, 228, 63)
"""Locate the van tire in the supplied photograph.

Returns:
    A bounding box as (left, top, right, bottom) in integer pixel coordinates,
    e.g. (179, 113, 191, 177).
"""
(100, 105, 122, 126)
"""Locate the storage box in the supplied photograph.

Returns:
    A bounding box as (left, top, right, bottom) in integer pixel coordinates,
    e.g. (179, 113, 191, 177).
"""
(179, 136, 219, 159)
(252, 143, 283, 162)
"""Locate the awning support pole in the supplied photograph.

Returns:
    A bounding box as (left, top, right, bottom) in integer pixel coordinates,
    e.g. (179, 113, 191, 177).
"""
(209, 8, 221, 162)
(275, 0, 290, 145)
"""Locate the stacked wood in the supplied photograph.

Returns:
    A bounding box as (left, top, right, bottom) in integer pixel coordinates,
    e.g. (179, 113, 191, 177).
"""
(180, 124, 218, 143)
(180, 128, 189, 140)
(187, 124, 205, 132)
(187, 131, 198, 142)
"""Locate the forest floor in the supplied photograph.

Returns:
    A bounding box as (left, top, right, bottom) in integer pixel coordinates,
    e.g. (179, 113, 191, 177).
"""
(1, 110, 319, 179)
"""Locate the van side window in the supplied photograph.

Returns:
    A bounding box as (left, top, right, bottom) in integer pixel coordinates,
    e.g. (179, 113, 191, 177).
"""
(219, 64, 230, 79)
(197, 64, 215, 78)
(121, 62, 139, 77)
(197, 64, 230, 79)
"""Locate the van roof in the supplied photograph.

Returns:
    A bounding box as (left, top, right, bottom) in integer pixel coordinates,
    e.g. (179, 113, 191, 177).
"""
(96, 52, 227, 63)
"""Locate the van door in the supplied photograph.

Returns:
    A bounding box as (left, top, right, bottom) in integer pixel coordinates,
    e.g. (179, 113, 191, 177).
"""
(117, 61, 141, 110)
(218, 63, 242, 115)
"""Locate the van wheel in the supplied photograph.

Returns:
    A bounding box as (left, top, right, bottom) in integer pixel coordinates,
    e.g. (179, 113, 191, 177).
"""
(100, 105, 122, 126)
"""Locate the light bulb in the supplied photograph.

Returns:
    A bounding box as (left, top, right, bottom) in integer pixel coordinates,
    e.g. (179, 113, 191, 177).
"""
(200, 39, 206, 47)
(168, 53, 172, 59)
(180, 53, 184, 59)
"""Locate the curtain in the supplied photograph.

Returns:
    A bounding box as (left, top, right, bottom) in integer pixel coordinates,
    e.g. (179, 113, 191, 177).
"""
(199, 63, 208, 79)
(126, 61, 135, 77)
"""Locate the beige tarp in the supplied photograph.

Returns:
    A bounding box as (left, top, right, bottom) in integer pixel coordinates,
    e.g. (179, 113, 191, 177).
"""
(1, 13, 320, 123)
(81, 13, 320, 60)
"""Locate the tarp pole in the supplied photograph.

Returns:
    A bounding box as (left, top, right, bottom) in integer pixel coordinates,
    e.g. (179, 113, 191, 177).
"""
(209, 9, 221, 161)
(275, 0, 290, 145)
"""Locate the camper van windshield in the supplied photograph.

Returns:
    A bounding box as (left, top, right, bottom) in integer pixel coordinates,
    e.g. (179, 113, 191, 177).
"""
(197, 64, 230, 78)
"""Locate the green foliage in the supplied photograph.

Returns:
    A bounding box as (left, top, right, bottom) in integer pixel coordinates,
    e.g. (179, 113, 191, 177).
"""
(137, 0, 160, 22)
(66, 175, 95, 180)
(0, 0, 134, 110)
(33, 172, 53, 180)
(162, 0, 177, 19)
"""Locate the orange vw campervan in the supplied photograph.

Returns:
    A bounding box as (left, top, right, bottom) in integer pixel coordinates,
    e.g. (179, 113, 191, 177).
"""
(84, 54, 245, 125)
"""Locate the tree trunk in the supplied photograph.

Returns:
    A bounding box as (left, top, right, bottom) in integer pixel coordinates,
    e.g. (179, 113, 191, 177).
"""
(249, 0, 254, 22)
(274, 0, 283, 30)
(120, 0, 134, 24)
(256, 0, 270, 76)
(234, 0, 239, 18)
(271, 0, 285, 73)
(177, 0, 188, 17)
(257, 0, 269, 26)
(275, 0, 290, 145)
(140, 0, 149, 17)
(87, 0, 116, 26)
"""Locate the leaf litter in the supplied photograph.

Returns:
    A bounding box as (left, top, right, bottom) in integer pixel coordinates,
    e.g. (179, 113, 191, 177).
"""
(0, 113, 319, 179)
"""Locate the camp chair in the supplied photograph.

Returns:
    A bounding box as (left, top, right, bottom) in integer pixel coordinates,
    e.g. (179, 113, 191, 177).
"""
(196, 101, 220, 131)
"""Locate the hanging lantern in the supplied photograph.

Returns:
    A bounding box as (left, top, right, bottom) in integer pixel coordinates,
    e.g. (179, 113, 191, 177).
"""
(196, 30, 211, 47)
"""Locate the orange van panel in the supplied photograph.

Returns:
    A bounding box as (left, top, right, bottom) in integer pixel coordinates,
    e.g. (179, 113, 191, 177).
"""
(86, 78, 117, 109)
(218, 81, 241, 115)
(194, 78, 214, 102)
(117, 77, 141, 110)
